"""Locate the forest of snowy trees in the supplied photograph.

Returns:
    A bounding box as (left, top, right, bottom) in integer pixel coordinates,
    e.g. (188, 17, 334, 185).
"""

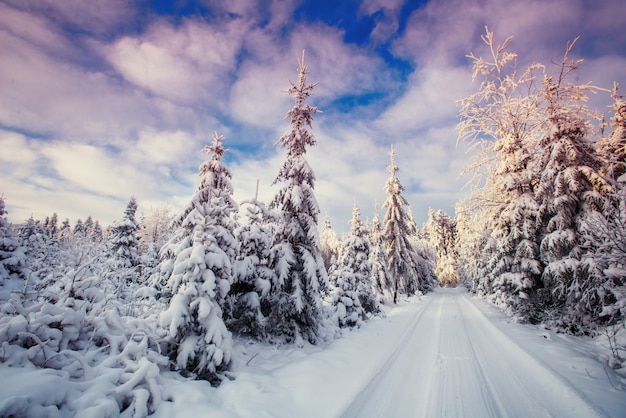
(452, 29, 626, 361)
(0, 53, 437, 416)
(1, 29, 625, 415)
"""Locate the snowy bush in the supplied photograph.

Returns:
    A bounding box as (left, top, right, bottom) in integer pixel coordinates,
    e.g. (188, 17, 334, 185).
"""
(0, 285, 167, 417)
(0, 196, 27, 301)
(0, 207, 169, 417)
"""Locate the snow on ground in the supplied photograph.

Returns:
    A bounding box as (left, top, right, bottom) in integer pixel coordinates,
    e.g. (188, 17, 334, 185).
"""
(1, 287, 624, 417)
(153, 287, 626, 418)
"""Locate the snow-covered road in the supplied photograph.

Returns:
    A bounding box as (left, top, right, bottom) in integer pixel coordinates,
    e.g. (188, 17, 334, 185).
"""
(342, 288, 611, 417)
(156, 288, 625, 417)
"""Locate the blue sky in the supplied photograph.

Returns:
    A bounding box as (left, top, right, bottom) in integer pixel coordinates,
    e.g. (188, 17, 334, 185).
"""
(1, 0, 625, 232)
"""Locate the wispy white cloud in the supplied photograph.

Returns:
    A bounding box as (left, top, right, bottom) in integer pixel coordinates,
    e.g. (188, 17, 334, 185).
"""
(375, 65, 473, 134)
(104, 17, 248, 105)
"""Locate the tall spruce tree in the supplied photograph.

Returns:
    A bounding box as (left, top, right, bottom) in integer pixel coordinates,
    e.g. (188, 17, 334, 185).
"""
(158, 132, 238, 382)
(383, 147, 433, 303)
(267, 51, 327, 345)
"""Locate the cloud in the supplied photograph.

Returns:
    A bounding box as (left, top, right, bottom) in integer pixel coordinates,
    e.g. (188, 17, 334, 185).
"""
(104, 17, 248, 105)
(1, 0, 624, 232)
(0, 22, 160, 141)
(375, 65, 473, 134)
(3, 0, 136, 36)
(359, 0, 405, 45)
(229, 22, 391, 129)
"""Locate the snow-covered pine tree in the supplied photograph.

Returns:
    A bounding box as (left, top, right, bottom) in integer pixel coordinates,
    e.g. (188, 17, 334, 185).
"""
(320, 213, 340, 271)
(110, 197, 140, 268)
(267, 51, 328, 345)
(158, 132, 238, 382)
(225, 197, 275, 338)
(457, 28, 547, 315)
(73, 218, 84, 237)
(383, 147, 433, 303)
(369, 203, 391, 300)
(424, 209, 460, 288)
(107, 197, 142, 304)
(45, 212, 58, 240)
(453, 201, 484, 289)
(330, 203, 379, 327)
(90, 220, 104, 242)
(0, 196, 26, 301)
(532, 42, 609, 331)
(583, 85, 626, 334)
(59, 218, 72, 242)
(597, 83, 626, 184)
(348, 204, 379, 314)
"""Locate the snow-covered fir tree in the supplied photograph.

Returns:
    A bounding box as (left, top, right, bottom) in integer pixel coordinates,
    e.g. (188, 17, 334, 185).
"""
(348, 204, 379, 315)
(534, 44, 607, 331)
(158, 132, 238, 382)
(267, 51, 328, 345)
(584, 85, 626, 334)
(73, 218, 84, 237)
(225, 197, 275, 338)
(382, 147, 434, 303)
(457, 28, 547, 312)
(369, 203, 391, 300)
(597, 84, 626, 184)
(320, 213, 340, 271)
(330, 203, 379, 327)
(106, 197, 143, 304)
(110, 196, 140, 268)
(424, 209, 460, 288)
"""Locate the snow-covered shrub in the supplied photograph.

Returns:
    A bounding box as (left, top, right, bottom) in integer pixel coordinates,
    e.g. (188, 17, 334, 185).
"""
(0, 220, 169, 417)
(0, 283, 167, 417)
(0, 196, 27, 301)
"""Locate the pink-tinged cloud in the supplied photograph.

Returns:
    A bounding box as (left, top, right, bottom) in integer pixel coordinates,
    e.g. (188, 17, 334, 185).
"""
(229, 22, 390, 128)
(3, 0, 136, 35)
(104, 18, 248, 105)
(375, 65, 474, 134)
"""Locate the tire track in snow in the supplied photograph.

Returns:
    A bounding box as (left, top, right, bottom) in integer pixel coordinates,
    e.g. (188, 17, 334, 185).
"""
(340, 295, 438, 418)
(423, 291, 505, 418)
(456, 293, 609, 418)
(341, 288, 609, 418)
